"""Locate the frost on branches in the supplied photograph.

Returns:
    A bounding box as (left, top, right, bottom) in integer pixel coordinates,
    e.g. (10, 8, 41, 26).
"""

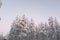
(7, 15, 60, 40)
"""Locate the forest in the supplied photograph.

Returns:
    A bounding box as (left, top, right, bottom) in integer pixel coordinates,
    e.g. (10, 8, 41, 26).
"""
(0, 15, 60, 40)
(0, 0, 60, 40)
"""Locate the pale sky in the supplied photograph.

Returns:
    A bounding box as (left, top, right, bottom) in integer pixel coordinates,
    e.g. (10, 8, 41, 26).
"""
(0, 0, 60, 36)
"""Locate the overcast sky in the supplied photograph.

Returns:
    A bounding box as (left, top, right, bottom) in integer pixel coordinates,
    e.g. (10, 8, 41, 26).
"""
(0, 0, 60, 36)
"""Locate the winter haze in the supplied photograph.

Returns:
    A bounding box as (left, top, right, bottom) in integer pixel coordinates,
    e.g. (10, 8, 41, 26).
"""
(0, 0, 60, 36)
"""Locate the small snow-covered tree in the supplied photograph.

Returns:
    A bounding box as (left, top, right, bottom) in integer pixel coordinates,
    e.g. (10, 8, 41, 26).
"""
(37, 22, 46, 40)
(48, 17, 57, 40)
(54, 17, 60, 40)
(0, 33, 4, 40)
(27, 19, 36, 40)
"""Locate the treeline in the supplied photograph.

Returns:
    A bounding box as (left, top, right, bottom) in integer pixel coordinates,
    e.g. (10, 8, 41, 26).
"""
(0, 15, 60, 40)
